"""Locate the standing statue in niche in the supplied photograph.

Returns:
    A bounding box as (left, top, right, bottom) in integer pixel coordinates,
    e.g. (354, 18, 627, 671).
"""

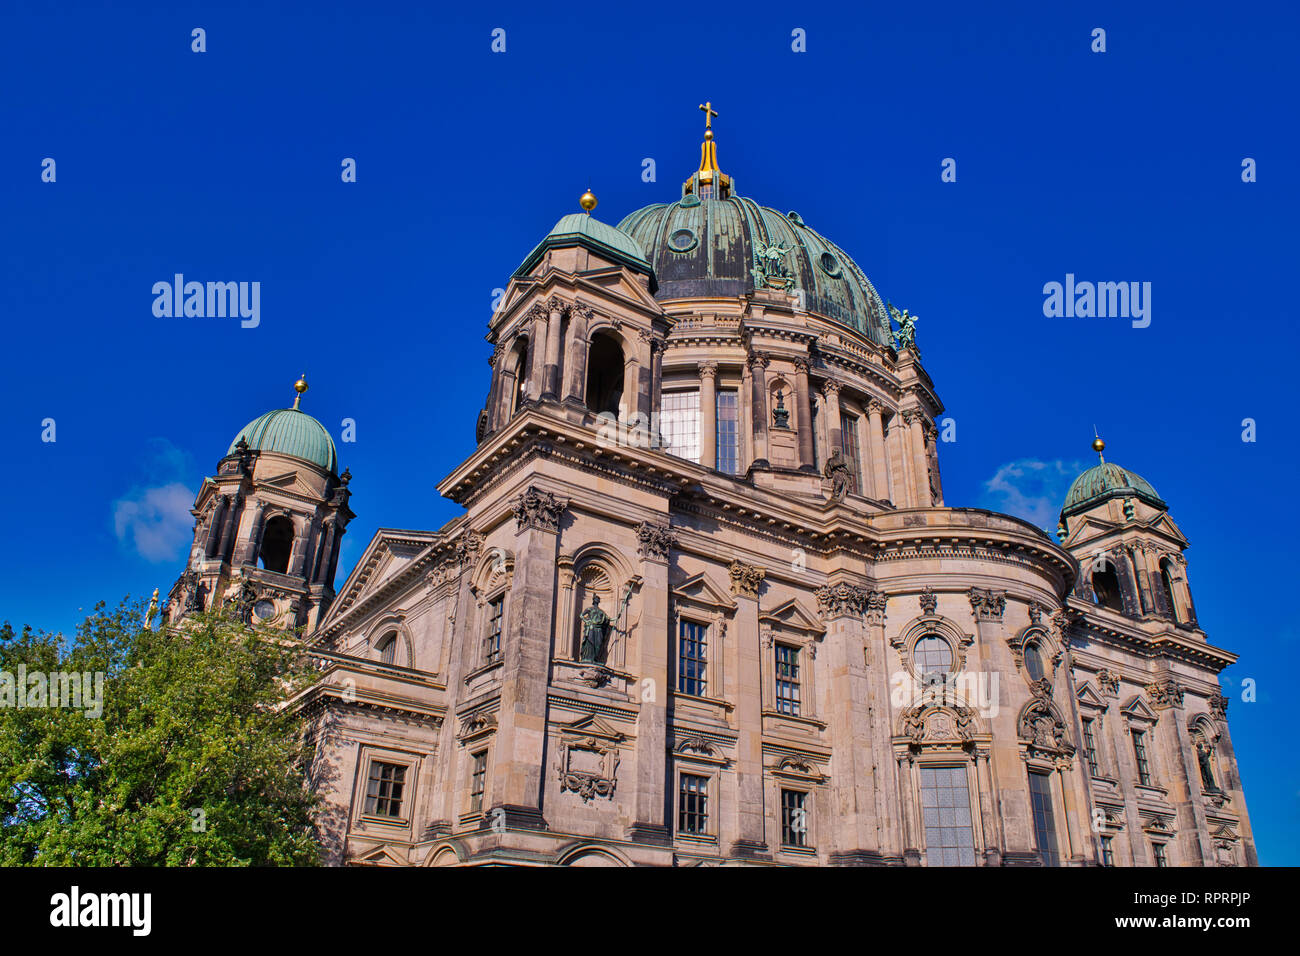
(579, 596, 613, 663)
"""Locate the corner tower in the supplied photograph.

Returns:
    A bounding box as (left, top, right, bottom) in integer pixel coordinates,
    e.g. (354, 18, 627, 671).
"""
(166, 377, 354, 632)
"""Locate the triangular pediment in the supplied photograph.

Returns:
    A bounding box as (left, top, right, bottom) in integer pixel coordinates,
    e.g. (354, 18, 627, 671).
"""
(1121, 695, 1159, 722)
(1075, 681, 1107, 710)
(760, 598, 825, 635)
(559, 712, 626, 742)
(316, 528, 442, 633)
(671, 572, 736, 611)
(260, 469, 311, 492)
(355, 846, 406, 866)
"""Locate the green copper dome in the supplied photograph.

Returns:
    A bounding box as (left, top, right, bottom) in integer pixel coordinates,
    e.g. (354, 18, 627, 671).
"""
(1062, 461, 1164, 515)
(617, 195, 893, 346)
(228, 407, 338, 474)
(515, 213, 655, 289)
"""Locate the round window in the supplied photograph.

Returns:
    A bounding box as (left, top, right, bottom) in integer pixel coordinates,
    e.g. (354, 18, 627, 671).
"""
(914, 635, 953, 679)
(680, 194, 701, 208)
(667, 228, 698, 253)
(1024, 642, 1046, 682)
(818, 252, 841, 277)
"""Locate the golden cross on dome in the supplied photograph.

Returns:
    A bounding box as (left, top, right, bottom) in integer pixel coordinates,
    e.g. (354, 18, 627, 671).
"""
(699, 101, 718, 131)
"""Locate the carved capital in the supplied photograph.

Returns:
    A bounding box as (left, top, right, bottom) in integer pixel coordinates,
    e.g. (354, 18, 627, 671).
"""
(728, 560, 765, 599)
(1147, 678, 1186, 710)
(1209, 694, 1229, 720)
(748, 351, 770, 370)
(512, 486, 567, 533)
(793, 359, 810, 375)
(635, 521, 676, 562)
(821, 379, 841, 398)
(919, 587, 938, 616)
(697, 361, 719, 380)
(968, 587, 1007, 622)
(1096, 669, 1121, 698)
(816, 582, 870, 618)
(866, 398, 884, 416)
(864, 589, 888, 625)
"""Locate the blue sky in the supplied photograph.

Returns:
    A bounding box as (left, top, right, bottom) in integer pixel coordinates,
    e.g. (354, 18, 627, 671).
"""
(1, 1, 1296, 863)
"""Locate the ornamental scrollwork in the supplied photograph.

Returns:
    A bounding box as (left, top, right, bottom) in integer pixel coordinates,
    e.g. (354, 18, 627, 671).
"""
(815, 583, 869, 618)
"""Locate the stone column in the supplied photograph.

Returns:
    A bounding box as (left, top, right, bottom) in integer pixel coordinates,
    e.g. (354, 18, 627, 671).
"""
(312, 518, 337, 585)
(204, 495, 228, 559)
(887, 415, 913, 508)
(698, 362, 718, 471)
(975, 748, 1004, 866)
(218, 493, 243, 564)
(793, 360, 815, 471)
(925, 420, 944, 506)
(289, 515, 312, 578)
(1056, 759, 1083, 864)
(907, 410, 931, 507)
(626, 523, 673, 844)
(1098, 670, 1149, 864)
(1129, 545, 1154, 614)
(728, 559, 768, 857)
(817, 584, 882, 862)
(866, 400, 889, 502)
(649, 335, 664, 423)
(561, 307, 591, 406)
(821, 381, 842, 458)
(863, 588, 903, 862)
(1153, 679, 1215, 864)
(634, 330, 653, 422)
(525, 308, 547, 402)
(325, 525, 345, 586)
(749, 353, 770, 467)
(740, 362, 753, 469)
(485, 345, 504, 433)
(236, 499, 265, 566)
(492, 486, 566, 830)
(541, 298, 564, 401)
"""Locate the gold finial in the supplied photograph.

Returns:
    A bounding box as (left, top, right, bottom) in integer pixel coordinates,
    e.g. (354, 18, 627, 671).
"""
(293, 374, 308, 410)
(1092, 427, 1105, 462)
(580, 188, 597, 212)
(691, 101, 730, 197)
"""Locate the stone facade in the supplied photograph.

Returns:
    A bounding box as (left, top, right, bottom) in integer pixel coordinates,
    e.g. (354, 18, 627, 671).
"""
(170, 135, 1256, 868)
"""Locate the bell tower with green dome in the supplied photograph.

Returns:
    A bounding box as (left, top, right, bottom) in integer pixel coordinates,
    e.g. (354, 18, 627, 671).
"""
(165, 376, 354, 633)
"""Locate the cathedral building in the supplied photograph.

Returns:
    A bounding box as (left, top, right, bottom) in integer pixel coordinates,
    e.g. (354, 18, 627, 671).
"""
(166, 107, 1256, 867)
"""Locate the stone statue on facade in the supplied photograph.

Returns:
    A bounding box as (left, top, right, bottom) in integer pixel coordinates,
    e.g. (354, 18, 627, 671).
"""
(824, 449, 853, 501)
(579, 596, 612, 663)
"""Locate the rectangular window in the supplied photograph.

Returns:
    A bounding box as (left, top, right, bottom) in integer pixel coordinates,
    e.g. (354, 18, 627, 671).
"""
(484, 596, 503, 664)
(469, 751, 487, 813)
(364, 761, 406, 818)
(918, 766, 977, 866)
(1132, 729, 1152, 786)
(678, 619, 708, 697)
(661, 389, 700, 463)
(1152, 842, 1168, 868)
(1082, 718, 1100, 777)
(781, 789, 808, 847)
(840, 412, 861, 494)
(1100, 835, 1115, 867)
(716, 390, 740, 474)
(1028, 771, 1060, 866)
(678, 773, 709, 835)
(775, 644, 801, 716)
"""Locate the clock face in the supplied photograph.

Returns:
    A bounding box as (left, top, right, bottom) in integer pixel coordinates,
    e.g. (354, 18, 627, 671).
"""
(252, 599, 276, 620)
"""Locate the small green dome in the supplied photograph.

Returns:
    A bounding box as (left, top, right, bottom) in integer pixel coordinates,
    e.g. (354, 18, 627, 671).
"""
(228, 408, 338, 474)
(515, 214, 654, 288)
(1062, 461, 1164, 515)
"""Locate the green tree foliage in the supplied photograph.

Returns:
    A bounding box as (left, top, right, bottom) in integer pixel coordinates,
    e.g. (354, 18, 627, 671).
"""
(0, 600, 322, 865)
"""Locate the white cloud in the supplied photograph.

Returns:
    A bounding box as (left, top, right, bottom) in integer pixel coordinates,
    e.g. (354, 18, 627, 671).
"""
(113, 482, 195, 562)
(980, 458, 1080, 530)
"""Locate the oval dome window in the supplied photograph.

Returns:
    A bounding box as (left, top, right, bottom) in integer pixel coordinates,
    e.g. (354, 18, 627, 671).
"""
(818, 252, 841, 277)
(668, 228, 698, 253)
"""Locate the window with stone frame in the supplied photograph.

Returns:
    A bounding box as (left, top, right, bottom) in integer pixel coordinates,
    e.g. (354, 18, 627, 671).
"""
(780, 789, 808, 847)
(1152, 841, 1168, 867)
(469, 750, 488, 813)
(376, 631, 398, 665)
(1131, 728, 1152, 786)
(840, 411, 862, 494)
(1082, 717, 1101, 777)
(918, 765, 977, 866)
(678, 773, 709, 835)
(913, 634, 955, 684)
(716, 389, 740, 474)
(364, 760, 407, 818)
(1100, 835, 1115, 867)
(774, 643, 801, 716)
(677, 618, 709, 697)
(1028, 770, 1061, 866)
(483, 595, 504, 665)
(661, 389, 700, 463)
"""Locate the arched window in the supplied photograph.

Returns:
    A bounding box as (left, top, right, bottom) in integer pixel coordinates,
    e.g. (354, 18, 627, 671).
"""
(1024, 641, 1046, 682)
(1159, 559, 1180, 622)
(914, 635, 953, 681)
(585, 332, 624, 416)
(1091, 562, 1123, 612)
(376, 632, 398, 665)
(259, 515, 294, 574)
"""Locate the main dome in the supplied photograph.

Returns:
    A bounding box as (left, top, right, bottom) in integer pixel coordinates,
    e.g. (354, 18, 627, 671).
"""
(228, 407, 338, 474)
(617, 195, 893, 346)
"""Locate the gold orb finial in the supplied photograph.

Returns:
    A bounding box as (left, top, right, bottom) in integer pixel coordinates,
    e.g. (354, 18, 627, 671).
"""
(580, 188, 597, 212)
(293, 374, 308, 410)
(1091, 436, 1105, 454)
